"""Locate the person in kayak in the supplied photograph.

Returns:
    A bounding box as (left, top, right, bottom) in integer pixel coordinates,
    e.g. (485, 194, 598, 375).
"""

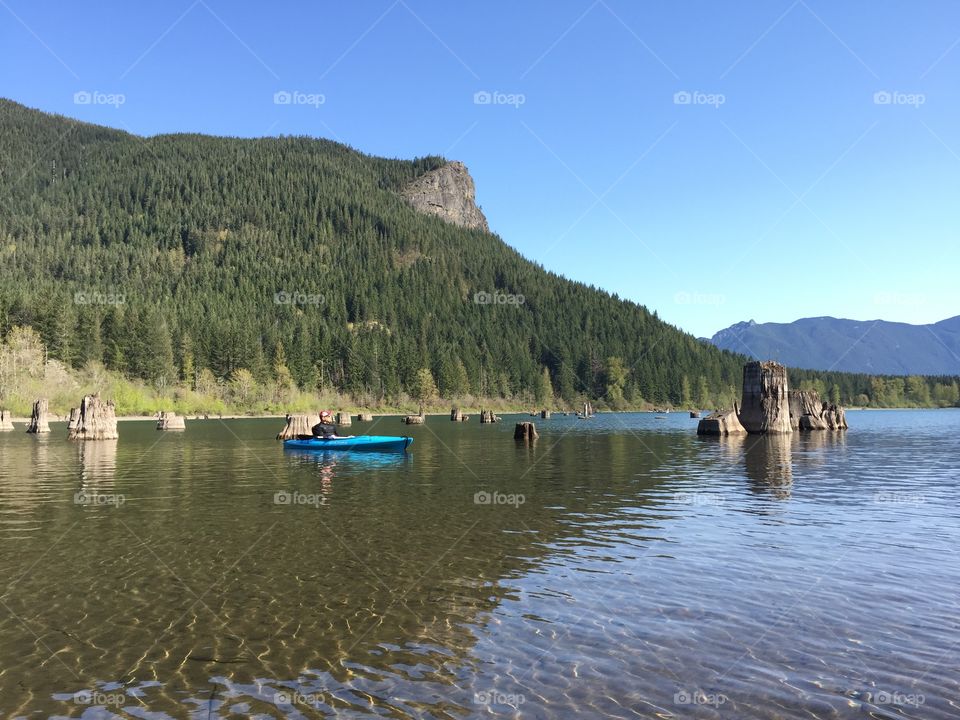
(312, 410, 338, 439)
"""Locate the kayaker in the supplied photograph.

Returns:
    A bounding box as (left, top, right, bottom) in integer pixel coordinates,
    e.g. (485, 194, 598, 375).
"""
(312, 410, 337, 439)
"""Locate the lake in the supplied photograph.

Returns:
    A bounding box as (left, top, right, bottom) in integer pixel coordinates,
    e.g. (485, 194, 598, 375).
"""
(0, 410, 958, 718)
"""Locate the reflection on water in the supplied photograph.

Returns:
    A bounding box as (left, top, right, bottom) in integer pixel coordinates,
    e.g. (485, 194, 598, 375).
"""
(0, 412, 958, 718)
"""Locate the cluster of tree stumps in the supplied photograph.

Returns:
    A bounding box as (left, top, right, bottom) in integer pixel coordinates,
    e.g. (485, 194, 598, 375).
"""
(480, 410, 501, 424)
(698, 361, 848, 436)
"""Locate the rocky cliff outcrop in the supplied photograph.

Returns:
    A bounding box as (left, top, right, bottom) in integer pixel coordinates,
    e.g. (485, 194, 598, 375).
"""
(399, 161, 489, 231)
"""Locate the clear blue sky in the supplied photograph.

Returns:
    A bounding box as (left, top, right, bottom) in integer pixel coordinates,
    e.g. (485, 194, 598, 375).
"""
(3, 0, 959, 337)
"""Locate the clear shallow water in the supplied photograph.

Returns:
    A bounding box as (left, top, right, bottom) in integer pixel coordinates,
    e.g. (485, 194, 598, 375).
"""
(0, 410, 958, 718)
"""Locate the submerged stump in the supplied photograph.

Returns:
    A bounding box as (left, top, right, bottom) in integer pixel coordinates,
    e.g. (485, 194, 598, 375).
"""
(356, 412, 374, 422)
(451, 407, 463, 422)
(69, 394, 119, 440)
(480, 410, 500, 424)
(697, 409, 747, 436)
(67, 407, 81, 431)
(26, 399, 51, 434)
(0, 410, 14, 431)
(157, 411, 186, 430)
(540, 409, 551, 419)
(514, 421, 539, 441)
(336, 412, 352, 427)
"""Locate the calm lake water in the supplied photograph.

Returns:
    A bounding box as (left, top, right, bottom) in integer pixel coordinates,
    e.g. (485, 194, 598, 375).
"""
(0, 410, 958, 719)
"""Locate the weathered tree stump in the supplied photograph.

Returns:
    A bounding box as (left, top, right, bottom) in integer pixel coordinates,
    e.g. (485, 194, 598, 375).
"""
(69, 394, 119, 440)
(514, 421, 539, 441)
(451, 407, 463, 422)
(0, 410, 14, 431)
(356, 412, 374, 422)
(824, 403, 848, 430)
(277, 413, 320, 440)
(404, 414, 425, 425)
(336, 412, 352, 426)
(460, 415, 470, 422)
(540, 409, 551, 419)
(738, 361, 793, 434)
(480, 409, 500, 424)
(66, 407, 81, 431)
(26, 399, 51, 434)
(697, 409, 747, 435)
(689, 411, 701, 418)
(157, 411, 186, 430)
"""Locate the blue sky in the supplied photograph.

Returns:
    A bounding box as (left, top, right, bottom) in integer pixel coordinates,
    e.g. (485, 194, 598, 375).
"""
(3, 0, 959, 337)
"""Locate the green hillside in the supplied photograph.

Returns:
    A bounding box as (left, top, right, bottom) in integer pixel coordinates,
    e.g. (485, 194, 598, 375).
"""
(0, 99, 955, 413)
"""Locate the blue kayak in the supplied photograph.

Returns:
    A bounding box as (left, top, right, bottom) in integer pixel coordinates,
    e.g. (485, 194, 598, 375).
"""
(283, 436, 413, 452)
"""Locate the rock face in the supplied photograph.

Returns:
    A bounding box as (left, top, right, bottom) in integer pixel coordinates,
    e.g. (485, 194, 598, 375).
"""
(26, 399, 51, 434)
(0, 410, 14, 431)
(738, 361, 793, 434)
(69, 394, 119, 440)
(157, 411, 186, 430)
(697, 409, 747, 435)
(399, 161, 489, 231)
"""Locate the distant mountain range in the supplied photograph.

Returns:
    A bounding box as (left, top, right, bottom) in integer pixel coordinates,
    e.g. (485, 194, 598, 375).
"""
(708, 316, 960, 376)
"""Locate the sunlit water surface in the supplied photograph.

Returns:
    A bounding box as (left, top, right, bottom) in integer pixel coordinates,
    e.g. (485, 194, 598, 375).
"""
(0, 410, 958, 718)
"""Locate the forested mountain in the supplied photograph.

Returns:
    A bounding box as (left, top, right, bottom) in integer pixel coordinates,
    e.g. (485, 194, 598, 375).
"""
(0, 99, 957, 411)
(710, 316, 960, 376)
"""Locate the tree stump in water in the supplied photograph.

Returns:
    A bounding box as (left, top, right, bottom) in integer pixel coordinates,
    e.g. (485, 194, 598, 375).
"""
(697, 409, 747, 435)
(157, 411, 186, 430)
(67, 407, 81, 431)
(26, 399, 51, 434)
(540, 409, 551, 419)
(689, 411, 701, 418)
(404, 414, 425, 425)
(480, 410, 500, 424)
(514, 422, 539, 441)
(69, 394, 119, 440)
(738, 361, 793, 434)
(451, 407, 463, 422)
(356, 413, 374, 422)
(0, 410, 14, 431)
(277, 414, 320, 440)
(336, 412, 352, 427)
